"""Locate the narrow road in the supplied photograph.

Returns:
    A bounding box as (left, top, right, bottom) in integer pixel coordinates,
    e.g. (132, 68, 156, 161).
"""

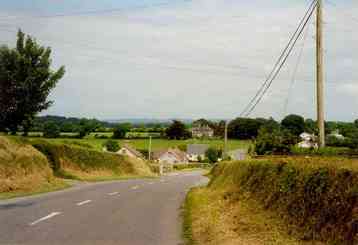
(0, 171, 207, 245)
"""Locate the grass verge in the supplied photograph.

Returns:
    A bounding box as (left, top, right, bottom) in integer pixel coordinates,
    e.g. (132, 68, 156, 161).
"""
(183, 187, 311, 245)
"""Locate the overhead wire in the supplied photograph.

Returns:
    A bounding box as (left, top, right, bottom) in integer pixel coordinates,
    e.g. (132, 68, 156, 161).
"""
(240, 0, 318, 117)
(283, 15, 312, 117)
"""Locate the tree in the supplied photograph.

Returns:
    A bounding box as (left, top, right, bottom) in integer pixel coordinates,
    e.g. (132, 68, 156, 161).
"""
(304, 119, 317, 134)
(254, 127, 298, 155)
(205, 147, 219, 164)
(112, 123, 131, 139)
(77, 119, 99, 138)
(165, 120, 191, 140)
(0, 30, 65, 133)
(355, 119, 358, 128)
(43, 121, 61, 138)
(281, 114, 305, 136)
(103, 140, 120, 152)
(228, 118, 265, 139)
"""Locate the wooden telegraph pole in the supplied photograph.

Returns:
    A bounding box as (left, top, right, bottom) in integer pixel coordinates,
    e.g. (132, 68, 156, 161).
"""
(316, 0, 325, 147)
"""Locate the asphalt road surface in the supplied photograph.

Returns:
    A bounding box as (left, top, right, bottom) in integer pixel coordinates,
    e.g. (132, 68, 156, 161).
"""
(0, 171, 207, 245)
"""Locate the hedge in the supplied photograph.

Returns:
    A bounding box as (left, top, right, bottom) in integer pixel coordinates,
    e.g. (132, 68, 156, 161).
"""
(209, 157, 358, 244)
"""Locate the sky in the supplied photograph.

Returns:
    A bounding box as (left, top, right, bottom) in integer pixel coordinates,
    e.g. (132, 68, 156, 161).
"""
(0, 0, 357, 121)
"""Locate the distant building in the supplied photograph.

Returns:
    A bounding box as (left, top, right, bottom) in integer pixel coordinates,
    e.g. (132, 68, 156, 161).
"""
(228, 149, 247, 160)
(187, 144, 209, 162)
(328, 130, 345, 140)
(117, 145, 144, 160)
(191, 124, 214, 138)
(298, 132, 318, 149)
(153, 148, 188, 165)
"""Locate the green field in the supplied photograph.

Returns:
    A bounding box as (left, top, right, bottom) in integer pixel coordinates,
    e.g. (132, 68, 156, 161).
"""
(16, 136, 251, 152)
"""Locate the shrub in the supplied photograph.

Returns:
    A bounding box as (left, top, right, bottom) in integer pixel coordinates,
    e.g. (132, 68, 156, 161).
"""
(43, 122, 61, 138)
(205, 147, 219, 164)
(103, 140, 120, 152)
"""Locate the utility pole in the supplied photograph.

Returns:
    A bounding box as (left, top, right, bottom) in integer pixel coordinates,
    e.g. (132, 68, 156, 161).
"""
(148, 136, 152, 161)
(316, 0, 325, 147)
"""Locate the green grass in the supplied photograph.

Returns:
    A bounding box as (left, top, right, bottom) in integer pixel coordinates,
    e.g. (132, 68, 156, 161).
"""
(16, 137, 251, 152)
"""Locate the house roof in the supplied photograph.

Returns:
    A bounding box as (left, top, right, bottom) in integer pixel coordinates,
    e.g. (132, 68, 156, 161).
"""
(119, 144, 144, 159)
(153, 148, 188, 162)
(187, 144, 209, 155)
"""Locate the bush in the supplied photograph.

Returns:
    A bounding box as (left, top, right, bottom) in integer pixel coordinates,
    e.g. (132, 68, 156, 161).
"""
(205, 147, 220, 164)
(103, 140, 120, 152)
(254, 128, 298, 155)
(43, 122, 61, 138)
(209, 158, 358, 244)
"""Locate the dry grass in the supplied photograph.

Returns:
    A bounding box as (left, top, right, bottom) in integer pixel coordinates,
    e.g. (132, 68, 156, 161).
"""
(0, 136, 67, 195)
(185, 187, 322, 245)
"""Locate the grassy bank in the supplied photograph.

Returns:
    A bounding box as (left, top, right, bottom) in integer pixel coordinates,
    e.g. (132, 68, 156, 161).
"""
(183, 187, 309, 245)
(204, 157, 357, 244)
(0, 136, 68, 199)
(0, 136, 154, 199)
(32, 141, 154, 181)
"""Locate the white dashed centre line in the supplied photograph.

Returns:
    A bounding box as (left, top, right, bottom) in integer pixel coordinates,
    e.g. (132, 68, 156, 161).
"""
(131, 186, 139, 190)
(76, 200, 92, 206)
(108, 192, 119, 196)
(148, 182, 154, 185)
(29, 212, 62, 226)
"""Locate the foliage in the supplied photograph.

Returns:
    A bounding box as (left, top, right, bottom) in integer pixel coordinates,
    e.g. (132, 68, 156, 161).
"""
(112, 123, 131, 139)
(228, 117, 266, 139)
(254, 127, 298, 155)
(281, 114, 305, 136)
(165, 120, 191, 140)
(0, 30, 65, 133)
(43, 121, 60, 138)
(103, 140, 120, 152)
(209, 158, 358, 244)
(205, 147, 220, 164)
(77, 119, 99, 138)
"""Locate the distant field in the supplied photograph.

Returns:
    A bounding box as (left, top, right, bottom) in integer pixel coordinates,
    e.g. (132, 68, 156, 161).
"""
(19, 137, 251, 152)
(19, 132, 161, 138)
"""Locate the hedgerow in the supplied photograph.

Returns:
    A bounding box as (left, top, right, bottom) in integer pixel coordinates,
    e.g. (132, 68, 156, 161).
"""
(209, 157, 358, 244)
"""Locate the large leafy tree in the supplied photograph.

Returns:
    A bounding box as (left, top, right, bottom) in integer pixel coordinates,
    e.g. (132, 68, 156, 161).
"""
(165, 120, 191, 140)
(281, 114, 305, 136)
(0, 30, 65, 134)
(112, 123, 132, 139)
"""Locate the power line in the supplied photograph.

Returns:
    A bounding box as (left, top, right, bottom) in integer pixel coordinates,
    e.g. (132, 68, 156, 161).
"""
(239, 0, 318, 117)
(283, 16, 312, 116)
(240, 0, 318, 117)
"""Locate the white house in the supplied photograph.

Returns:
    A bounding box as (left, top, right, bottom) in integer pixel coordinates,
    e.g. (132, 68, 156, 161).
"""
(153, 148, 188, 165)
(298, 132, 318, 149)
(186, 144, 209, 162)
(228, 149, 247, 160)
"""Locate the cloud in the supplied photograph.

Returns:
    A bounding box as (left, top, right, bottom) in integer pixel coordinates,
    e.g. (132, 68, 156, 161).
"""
(0, 0, 357, 121)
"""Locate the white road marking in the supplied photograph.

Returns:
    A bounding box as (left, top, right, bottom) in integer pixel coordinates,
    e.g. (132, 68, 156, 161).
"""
(76, 200, 92, 206)
(160, 179, 165, 182)
(131, 185, 139, 190)
(148, 182, 154, 185)
(29, 212, 62, 226)
(108, 192, 119, 196)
